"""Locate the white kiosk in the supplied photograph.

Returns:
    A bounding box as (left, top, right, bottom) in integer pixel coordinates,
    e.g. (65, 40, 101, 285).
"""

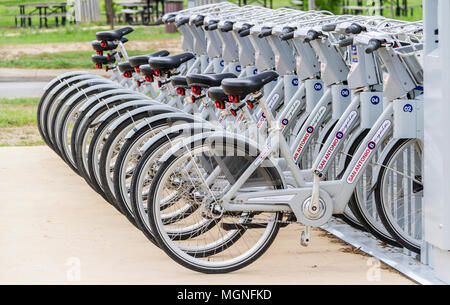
(423, 0, 450, 284)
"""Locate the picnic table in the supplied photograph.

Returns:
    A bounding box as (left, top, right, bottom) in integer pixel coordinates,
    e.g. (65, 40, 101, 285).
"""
(341, 0, 422, 17)
(117, 0, 165, 25)
(12, 2, 67, 28)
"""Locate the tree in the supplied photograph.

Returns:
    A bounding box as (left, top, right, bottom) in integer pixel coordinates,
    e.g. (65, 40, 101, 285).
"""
(105, 0, 115, 29)
(314, 0, 341, 14)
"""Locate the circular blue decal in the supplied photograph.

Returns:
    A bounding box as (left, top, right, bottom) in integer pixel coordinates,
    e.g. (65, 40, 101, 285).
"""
(220, 60, 224, 67)
(403, 104, 413, 112)
(306, 126, 314, 133)
(370, 96, 380, 105)
(292, 78, 299, 86)
(336, 131, 344, 139)
(314, 83, 322, 91)
(253, 68, 258, 75)
(281, 118, 289, 125)
(236, 65, 242, 72)
(261, 112, 266, 118)
(368, 141, 376, 150)
(341, 89, 350, 97)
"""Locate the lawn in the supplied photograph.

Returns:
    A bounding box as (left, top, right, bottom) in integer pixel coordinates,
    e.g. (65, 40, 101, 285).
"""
(0, 25, 180, 45)
(0, 97, 43, 146)
(0, 97, 39, 128)
(0, 49, 155, 69)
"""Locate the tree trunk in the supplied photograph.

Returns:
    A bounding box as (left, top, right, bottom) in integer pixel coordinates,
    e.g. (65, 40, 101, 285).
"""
(105, 0, 115, 29)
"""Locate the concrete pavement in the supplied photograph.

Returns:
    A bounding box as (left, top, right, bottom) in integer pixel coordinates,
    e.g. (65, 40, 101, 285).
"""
(0, 82, 47, 98)
(0, 146, 413, 284)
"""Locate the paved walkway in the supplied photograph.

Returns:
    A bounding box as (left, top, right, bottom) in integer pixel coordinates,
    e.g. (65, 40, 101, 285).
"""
(0, 68, 109, 99)
(0, 68, 108, 82)
(0, 82, 47, 98)
(0, 146, 413, 284)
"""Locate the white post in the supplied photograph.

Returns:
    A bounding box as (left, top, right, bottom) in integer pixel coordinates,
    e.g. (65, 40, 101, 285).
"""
(423, 0, 450, 283)
(308, 0, 316, 10)
(74, 0, 101, 23)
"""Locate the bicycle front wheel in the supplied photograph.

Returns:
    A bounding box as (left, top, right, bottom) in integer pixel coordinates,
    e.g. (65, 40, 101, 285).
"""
(148, 138, 284, 273)
(375, 139, 423, 253)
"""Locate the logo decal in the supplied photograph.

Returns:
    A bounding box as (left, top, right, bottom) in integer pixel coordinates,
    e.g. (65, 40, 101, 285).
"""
(292, 78, 299, 86)
(347, 120, 392, 183)
(220, 60, 224, 67)
(316, 110, 358, 171)
(268, 93, 280, 108)
(341, 88, 350, 97)
(314, 82, 323, 91)
(293, 132, 311, 162)
(281, 118, 289, 125)
(293, 106, 326, 163)
(255, 146, 272, 166)
(280, 100, 301, 131)
(253, 68, 258, 75)
(236, 65, 242, 72)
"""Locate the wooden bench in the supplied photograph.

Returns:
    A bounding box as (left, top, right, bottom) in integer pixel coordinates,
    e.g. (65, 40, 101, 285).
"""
(46, 12, 68, 26)
(14, 14, 41, 27)
(117, 8, 145, 24)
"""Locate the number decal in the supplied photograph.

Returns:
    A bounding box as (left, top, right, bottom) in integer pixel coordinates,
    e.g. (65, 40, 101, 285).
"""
(403, 104, 413, 112)
(370, 96, 380, 105)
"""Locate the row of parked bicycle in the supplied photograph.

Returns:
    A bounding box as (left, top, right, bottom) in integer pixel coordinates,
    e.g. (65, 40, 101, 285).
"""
(37, 2, 424, 273)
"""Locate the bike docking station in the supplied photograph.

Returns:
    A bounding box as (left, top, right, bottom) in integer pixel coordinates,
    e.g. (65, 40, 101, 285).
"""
(322, 0, 449, 285)
(36, 0, 450, 283)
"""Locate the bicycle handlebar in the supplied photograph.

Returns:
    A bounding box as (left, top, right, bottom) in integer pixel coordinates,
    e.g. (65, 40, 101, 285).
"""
(345, 23, 366, 35)
(238, 24, 252, 37)
(205, 20, 218, 31)
(175, 16, 190, 27)
(193, 15, 205, 27)
(258, 27, 272, 38)
(304, 30, 322, 43)
(338, 37, 354, 47)
(365, 38, 384, 54)
(280, 27, 295, 41)
(220, 21, 234, 32)
(322, 24, 336, 32)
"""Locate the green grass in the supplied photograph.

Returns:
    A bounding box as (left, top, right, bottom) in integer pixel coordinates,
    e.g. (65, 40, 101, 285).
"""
(0, 97, 44, 146)
(0, 98, 39, 128)
(0, 49, 155, 69)
(0, 97, 40, 106)
(0, 107, 37, 128)
(0, 25, 180, 45)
